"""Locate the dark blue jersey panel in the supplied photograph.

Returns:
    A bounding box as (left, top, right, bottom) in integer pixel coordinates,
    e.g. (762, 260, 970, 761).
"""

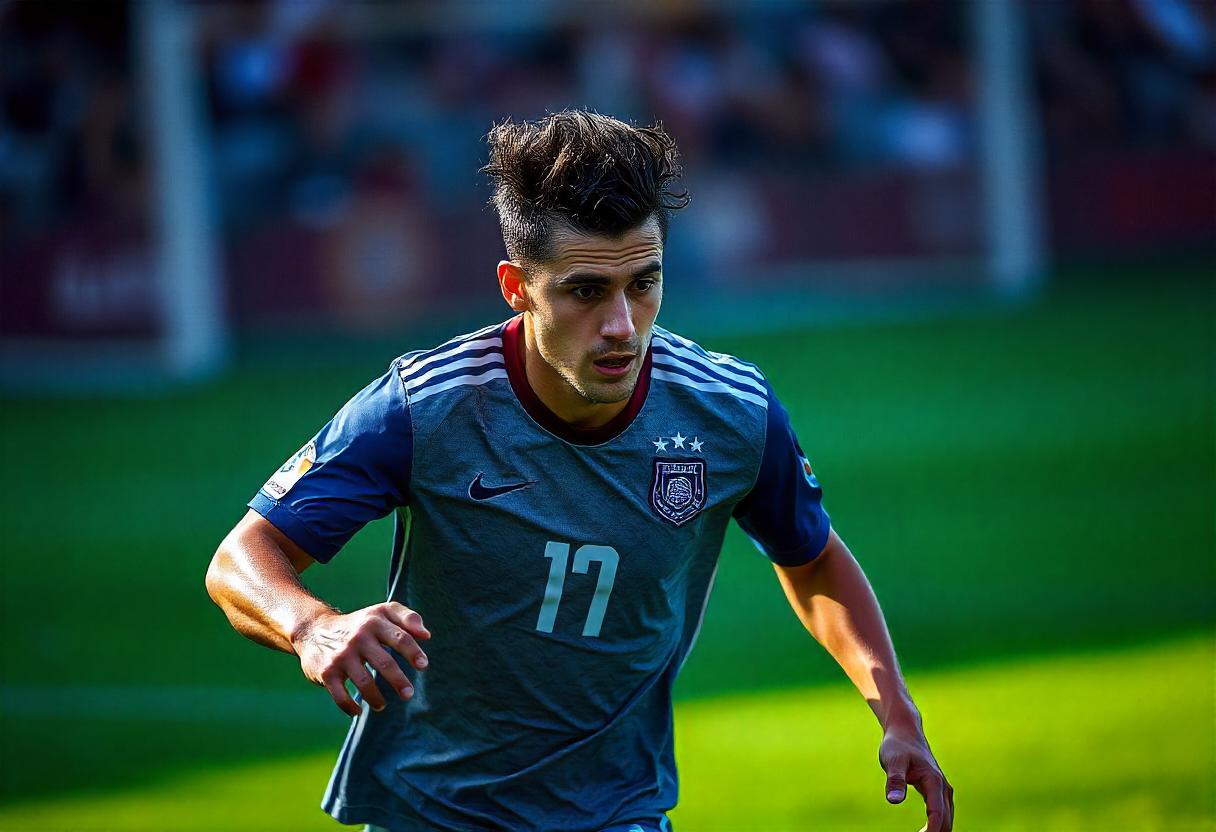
(733, 381, 831, 566)
(249, 363, 413, 563)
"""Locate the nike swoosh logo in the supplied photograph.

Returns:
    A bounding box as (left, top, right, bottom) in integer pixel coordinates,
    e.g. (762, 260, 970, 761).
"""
(468, 473, 536, 501)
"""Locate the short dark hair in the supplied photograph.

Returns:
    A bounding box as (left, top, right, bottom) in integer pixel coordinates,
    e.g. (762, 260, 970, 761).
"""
(482, 110, 689, 266)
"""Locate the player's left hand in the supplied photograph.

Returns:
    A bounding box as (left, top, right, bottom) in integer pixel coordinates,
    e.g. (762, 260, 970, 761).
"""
(879, 725, 953, 832)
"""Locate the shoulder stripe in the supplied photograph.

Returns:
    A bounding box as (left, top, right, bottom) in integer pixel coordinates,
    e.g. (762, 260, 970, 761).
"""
(652, 368, 768, 409)
(401, 351, 504, 390)
(399, 335, 503, 382)
(651, 353, 766, 398)
(408, 367, 508, 404)
(653, 328, 763, 380)
(651, 345, 767, 396)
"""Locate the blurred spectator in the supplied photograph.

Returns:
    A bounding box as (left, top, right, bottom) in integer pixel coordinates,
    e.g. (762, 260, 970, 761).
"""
(320, 147, 438, 330)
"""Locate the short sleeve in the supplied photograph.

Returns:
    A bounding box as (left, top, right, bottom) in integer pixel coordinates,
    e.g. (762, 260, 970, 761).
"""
(248, 363, 413, 563)
(732, 379, 831, 566)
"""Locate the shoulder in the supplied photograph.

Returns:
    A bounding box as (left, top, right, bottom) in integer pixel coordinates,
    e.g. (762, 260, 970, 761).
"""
(395, 319, 510, 408)
(649, 324, 771, 414)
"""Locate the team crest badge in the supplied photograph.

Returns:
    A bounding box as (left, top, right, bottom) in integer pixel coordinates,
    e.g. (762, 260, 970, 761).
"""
(650, 458, 708, 527)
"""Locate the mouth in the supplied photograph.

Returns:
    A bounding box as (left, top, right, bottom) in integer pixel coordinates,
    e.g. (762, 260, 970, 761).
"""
(591, 353, 637, 379)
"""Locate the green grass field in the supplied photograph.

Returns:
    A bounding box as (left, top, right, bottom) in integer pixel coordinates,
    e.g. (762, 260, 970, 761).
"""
(0, 637, 1210, 830)
(1, 263, 1212, 830)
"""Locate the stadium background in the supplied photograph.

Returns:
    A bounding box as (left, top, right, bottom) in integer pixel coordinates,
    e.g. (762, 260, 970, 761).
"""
(1, 1, 1213, 830)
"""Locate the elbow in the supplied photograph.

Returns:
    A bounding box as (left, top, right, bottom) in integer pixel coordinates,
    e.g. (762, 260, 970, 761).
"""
(205, 537, 236, 607)
(204, 558, 222, 605)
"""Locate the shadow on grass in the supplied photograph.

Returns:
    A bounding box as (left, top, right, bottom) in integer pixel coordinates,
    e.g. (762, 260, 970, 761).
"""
(2, 624, 1210, 809)
(0, 711, 348, 806)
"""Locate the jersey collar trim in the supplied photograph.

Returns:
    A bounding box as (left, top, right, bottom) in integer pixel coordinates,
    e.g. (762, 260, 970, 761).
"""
(502, 315, 652, 446)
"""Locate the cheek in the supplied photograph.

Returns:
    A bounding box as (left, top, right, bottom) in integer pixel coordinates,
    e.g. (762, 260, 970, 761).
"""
(534, 306, 584, 366)
(635, 290, 662, 330)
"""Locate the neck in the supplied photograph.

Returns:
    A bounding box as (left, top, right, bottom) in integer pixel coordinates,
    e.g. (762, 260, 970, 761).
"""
(521, 314, 628, 428)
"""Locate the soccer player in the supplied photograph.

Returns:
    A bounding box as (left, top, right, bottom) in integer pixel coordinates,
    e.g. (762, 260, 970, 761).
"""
(206, 110, 952, 832)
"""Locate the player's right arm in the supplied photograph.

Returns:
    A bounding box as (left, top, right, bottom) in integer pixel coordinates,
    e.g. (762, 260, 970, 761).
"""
(205, 362, 422, 717)
(206, 510, 429, 717)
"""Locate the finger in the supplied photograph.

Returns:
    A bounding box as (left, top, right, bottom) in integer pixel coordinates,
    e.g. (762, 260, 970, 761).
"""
(362, 639, 414, 699)
(925, 802, 946, 832)
(884, 757, 908, 804)
(910, 774, 948, 832)
(321, 669, 362, 718)
(375, 618, 428, 670)
(342, 657, 387, 713)
(383, 603, 430, 641)
(944, 781, 955, 832)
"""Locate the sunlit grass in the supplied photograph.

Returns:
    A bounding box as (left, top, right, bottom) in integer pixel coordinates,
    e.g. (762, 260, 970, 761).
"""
(673, 633, 1214, 831)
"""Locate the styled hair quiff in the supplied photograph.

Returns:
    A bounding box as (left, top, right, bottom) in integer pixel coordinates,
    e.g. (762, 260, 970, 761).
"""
(482, 110, 690, 266)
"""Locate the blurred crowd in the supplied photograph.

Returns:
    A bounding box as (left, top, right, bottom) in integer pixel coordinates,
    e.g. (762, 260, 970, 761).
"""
(188, 0, 1216, 233)
(4, 1, 1214, 238)
(1, 0, 1213, 330)
(1033, 0, 1216, 150)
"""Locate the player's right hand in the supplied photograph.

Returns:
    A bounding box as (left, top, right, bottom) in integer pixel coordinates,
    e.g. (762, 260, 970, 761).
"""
(291, 602, 431, 717)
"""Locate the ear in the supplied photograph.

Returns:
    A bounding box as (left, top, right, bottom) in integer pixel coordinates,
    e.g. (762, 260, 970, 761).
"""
(497, 261, 530, 312)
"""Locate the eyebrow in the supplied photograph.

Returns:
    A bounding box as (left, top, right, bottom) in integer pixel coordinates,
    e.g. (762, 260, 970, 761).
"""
(556, 262, 662, 286)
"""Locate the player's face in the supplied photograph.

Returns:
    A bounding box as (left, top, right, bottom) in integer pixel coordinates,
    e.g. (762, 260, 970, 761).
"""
(516, 218, 663, 420)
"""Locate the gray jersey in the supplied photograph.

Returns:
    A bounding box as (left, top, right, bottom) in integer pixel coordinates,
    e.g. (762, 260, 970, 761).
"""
(251, 315, 830, 831)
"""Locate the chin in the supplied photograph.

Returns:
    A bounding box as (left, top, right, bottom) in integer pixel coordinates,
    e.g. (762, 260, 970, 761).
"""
(583, 374, 638, 405)
(594, 386, 634, 405)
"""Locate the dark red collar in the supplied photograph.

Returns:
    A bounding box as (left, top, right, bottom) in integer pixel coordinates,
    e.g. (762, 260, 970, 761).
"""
(501, 315, 651, 446)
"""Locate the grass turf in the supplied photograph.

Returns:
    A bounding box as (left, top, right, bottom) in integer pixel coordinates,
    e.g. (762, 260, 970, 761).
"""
(0, 634, 1209, 830)
(0, 263, 1212, 815)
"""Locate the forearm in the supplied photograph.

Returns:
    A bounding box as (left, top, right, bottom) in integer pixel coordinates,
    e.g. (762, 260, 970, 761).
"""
(774, 531, 920, 731)
(205, 528, 337, 655)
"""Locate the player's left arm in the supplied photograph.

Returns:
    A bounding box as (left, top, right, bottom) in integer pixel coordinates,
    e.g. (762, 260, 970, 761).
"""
(774, 531, 953, 832)
(733, 376, 952, 831)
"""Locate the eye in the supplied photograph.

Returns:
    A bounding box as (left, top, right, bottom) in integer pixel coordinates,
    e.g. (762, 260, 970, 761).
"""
(633, 276, 659, 293)
(572, 285, 601, 301)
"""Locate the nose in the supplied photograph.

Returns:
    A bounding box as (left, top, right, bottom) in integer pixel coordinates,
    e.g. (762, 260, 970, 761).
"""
(600, 291, 636, 343)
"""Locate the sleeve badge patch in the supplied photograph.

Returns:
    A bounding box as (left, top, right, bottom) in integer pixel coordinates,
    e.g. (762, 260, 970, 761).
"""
(798, 453, 820, 488)
(263, 441, 316, 499)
